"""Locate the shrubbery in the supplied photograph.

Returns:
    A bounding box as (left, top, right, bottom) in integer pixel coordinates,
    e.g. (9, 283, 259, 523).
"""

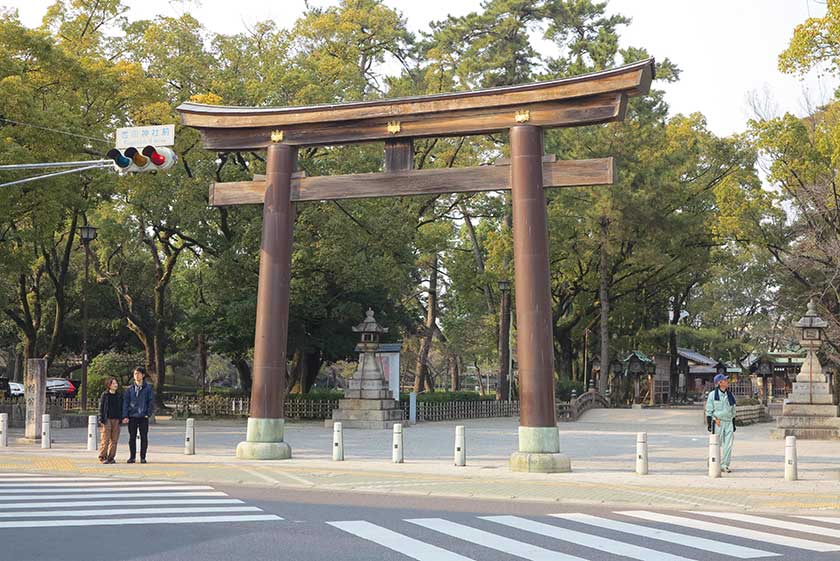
(555, 379, 586, 402)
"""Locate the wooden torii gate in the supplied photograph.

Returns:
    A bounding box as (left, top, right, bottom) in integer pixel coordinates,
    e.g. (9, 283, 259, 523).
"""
(177, 59, 654, 472)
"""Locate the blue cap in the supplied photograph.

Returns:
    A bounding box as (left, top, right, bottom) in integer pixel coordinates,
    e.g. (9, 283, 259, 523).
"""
(714, 373, 728, 385)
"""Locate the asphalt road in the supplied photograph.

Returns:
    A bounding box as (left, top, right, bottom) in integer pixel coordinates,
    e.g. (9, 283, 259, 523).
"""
(3, 473, 840, 561)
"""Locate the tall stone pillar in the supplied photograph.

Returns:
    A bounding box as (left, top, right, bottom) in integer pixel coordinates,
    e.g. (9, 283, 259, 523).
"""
(236, 142, 296, 460)
(508, 125, 570, 472)
(24, 358, 46, 442)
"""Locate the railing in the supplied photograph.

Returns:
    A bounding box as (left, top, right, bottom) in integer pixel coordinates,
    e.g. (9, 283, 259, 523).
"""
(169, 396, 338, 420)
(557, 390, 610, 422)
(401, 400, 519, 422)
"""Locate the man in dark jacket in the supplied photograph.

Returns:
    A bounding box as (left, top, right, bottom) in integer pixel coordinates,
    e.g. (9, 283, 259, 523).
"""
(122, 366, 154, 464)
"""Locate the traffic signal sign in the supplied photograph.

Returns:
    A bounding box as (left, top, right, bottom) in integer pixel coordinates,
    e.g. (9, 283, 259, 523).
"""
(106, 146, 177, 173)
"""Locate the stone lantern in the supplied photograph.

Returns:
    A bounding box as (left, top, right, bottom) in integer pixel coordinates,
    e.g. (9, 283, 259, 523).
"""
(327, 309, 403, 429)
(773, 299, 840, 439)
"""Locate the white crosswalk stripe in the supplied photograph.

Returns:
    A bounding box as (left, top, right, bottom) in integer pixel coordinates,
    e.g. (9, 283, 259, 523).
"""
(0, 473, 282, 529)
(327, 521, 475, 561)
(619, 511, 840, 552)
(693, 511, 840, 540)
(0, 485, 215, 494)
(550, 513, 777, 559)
(325, 511, 840, 560)
(482, 515, 700, 561)
(406, 518, 588, 561)
(796, 515, 840, 526)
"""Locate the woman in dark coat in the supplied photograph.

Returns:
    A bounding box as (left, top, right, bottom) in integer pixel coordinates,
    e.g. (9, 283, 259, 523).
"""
(98, 377, 123, 464)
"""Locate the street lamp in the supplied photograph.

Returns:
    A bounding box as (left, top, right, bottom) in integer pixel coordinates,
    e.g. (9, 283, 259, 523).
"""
(497, 279, 511, 401)
(79, 224, 97, 410)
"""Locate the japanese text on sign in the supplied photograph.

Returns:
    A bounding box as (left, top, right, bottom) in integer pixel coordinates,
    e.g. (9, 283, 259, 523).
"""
(115, 125, 175, 149)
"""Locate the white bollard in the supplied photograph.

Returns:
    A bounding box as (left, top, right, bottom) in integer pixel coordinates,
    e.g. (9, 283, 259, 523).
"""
(0, 412, 7, 448)
(333, 422, 344, 461)
(784, 435, 798, 481)
(708, 433, 721, 478)
(87, 415, 98, 452)
(392, 423, 404, 463)
(636, 432, 648, 475)
(41, 414, 51, 449)
(454, 425, 466, 466)
(184, 418, 195, 455)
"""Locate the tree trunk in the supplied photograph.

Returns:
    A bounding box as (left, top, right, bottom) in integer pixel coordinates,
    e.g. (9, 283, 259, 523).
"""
(197, 334, 208, 393)
(301, 349, 322, 393)
(14, 348, 24, 383)
(554, 327, 573, 381)
(497, 288, 510, 400)
(598, 215, 611, 394)
(414, 255, 438, 393)
(232, 356, 252, 393)
(448, 353, 460, 391)
(461, 204, 496, 315)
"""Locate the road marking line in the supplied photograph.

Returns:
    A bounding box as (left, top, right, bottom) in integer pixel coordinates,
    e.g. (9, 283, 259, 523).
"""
(0, 486, 214, 494)
(796, 516, 840, 526)
(0, 506, 261, 518)
(0, 491, 228, 500)
(0, 481, 182, 488)
(550, 513, 777, 559)
(0, 477, 108, 483)
(0, 499, 243, 509)
(694, 511, 840, 540)
(406, 518, 588, 561)
(0, 514, 282, 529)
(483, 515, 699, 561)
(619, 511, 840, 552)
(327, 520, 475, 561)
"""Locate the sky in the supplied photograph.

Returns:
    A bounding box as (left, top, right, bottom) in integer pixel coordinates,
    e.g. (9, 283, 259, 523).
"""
(2, 0, 835, 138)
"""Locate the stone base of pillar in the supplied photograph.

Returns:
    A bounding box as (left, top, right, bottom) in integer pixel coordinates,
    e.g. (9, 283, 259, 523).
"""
(509, 426, 571, 473)
(236, 417, 292, 460)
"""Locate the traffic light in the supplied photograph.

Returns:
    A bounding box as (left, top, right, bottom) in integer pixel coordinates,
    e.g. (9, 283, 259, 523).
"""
(106, 146, 177, 173)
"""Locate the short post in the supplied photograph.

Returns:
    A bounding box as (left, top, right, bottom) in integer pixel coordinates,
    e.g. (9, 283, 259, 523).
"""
(409, 392, 417, 424)
(392, 423, 403, 463)
(333, 422, 344, 461)
(708, 433, 720, 478)
(454, 425, 466, 467)
(87, 415, 97, 452)
(635, 432, 648, 475)
(41, 414, 51, 449)
(184, 418, 195, 455)
(0, 412, 7, 447)
(784, 435, 798, 481)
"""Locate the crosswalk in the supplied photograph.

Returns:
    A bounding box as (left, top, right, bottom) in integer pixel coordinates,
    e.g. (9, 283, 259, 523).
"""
(0, 472, 282, 529)
(328, 510, 840, 560)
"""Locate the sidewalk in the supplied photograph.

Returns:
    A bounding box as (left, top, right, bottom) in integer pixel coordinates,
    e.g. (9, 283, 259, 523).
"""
(2, 409, 839, 513)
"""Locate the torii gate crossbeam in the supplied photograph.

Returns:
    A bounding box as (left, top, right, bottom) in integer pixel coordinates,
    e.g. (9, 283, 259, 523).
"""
(177, 59, 654, 472)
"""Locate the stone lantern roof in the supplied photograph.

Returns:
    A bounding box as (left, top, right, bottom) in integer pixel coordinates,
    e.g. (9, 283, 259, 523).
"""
(795, 298, 828, 330)
(352, 308, 389, 335)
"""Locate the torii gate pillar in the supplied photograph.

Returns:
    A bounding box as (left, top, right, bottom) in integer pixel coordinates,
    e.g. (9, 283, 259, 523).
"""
(509, 126, 569, 472)
(236, 142, 295, 460)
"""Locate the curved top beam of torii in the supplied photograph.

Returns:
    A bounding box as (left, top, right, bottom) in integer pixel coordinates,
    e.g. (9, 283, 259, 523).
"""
(176, 59, 654, 151)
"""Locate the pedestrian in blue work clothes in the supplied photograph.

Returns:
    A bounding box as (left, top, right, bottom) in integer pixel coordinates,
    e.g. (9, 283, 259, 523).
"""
(706, 373, 736, 473)
(123, 366, 154, 464)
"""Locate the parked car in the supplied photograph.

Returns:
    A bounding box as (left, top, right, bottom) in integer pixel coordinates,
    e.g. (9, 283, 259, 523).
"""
(9, 382, 23, 397)
(0, 377, 10, 398)
(46, 378, 75, 397)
